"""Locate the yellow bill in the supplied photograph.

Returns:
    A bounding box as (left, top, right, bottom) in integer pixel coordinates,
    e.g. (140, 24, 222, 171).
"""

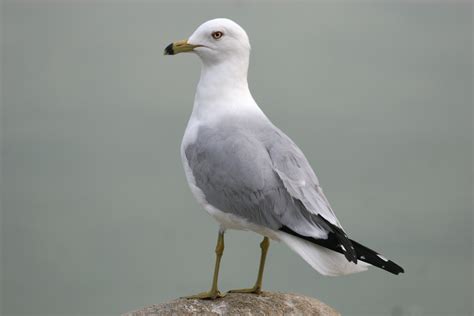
(164, 39, 201, 55)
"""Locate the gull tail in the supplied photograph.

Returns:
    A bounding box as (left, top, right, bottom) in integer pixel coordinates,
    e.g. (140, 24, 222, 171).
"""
(277, 231, 369, 276)
(277, 227, 404, 276)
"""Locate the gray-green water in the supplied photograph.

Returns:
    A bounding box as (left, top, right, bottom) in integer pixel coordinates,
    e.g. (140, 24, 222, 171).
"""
(1, 1, 472, 315)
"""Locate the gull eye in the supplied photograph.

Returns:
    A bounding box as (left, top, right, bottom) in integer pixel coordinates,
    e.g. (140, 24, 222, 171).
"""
(211, 31, 223, 40)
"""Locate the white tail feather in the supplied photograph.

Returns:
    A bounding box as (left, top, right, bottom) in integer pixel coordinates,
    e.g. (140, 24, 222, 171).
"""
(278, 232, 370, 276)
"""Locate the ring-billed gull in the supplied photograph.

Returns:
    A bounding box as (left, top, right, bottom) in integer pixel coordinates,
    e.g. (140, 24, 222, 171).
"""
(164, 18, 404, 300)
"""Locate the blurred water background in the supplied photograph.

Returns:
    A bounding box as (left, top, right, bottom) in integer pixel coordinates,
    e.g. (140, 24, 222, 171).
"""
(1, 1, 472, 315)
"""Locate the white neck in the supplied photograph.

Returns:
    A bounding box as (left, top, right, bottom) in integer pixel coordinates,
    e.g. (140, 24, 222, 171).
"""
(190, 56, 265, 123)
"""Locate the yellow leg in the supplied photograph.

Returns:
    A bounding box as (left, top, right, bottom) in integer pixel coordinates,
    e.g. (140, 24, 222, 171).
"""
(184, 231, 226, 300)
(228, 236, 270, 294)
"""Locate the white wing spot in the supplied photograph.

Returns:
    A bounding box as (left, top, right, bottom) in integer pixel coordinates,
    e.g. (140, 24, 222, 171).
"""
(377, 254, 389, 262)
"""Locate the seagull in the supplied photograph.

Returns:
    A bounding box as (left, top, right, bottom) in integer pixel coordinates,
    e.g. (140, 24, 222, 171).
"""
(164, 18, 404, 300)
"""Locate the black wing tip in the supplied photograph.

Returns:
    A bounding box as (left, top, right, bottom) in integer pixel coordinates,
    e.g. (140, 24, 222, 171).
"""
(352, 239, 405, 275)
(387, 261, 405, 275)
(279, 225, 358, 263)
(279, 224, 406, 276)
(378, 260, 405, 275)
(314, 215, 358, 263)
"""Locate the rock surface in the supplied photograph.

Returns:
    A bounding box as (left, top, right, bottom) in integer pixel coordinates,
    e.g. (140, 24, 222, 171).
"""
(122, 291, 340, 316)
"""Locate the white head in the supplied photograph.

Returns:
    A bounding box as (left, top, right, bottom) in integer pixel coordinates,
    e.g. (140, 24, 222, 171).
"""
(165, 19, 264, 121)
(164, 18, 251, 66)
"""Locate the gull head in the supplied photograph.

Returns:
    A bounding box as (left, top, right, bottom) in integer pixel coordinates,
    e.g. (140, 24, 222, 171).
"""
(164, 18, 250, 65)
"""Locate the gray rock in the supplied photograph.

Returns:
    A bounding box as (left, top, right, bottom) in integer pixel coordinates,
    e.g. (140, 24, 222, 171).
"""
(122, 291, 340, 316)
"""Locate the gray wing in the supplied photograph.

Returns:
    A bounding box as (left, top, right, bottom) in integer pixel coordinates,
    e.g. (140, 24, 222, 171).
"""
(185, 123, 342, 239)
(264, 126, 343, 228)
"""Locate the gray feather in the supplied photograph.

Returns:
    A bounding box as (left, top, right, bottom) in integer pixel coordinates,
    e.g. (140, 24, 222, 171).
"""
(185, 117, 342, 239)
